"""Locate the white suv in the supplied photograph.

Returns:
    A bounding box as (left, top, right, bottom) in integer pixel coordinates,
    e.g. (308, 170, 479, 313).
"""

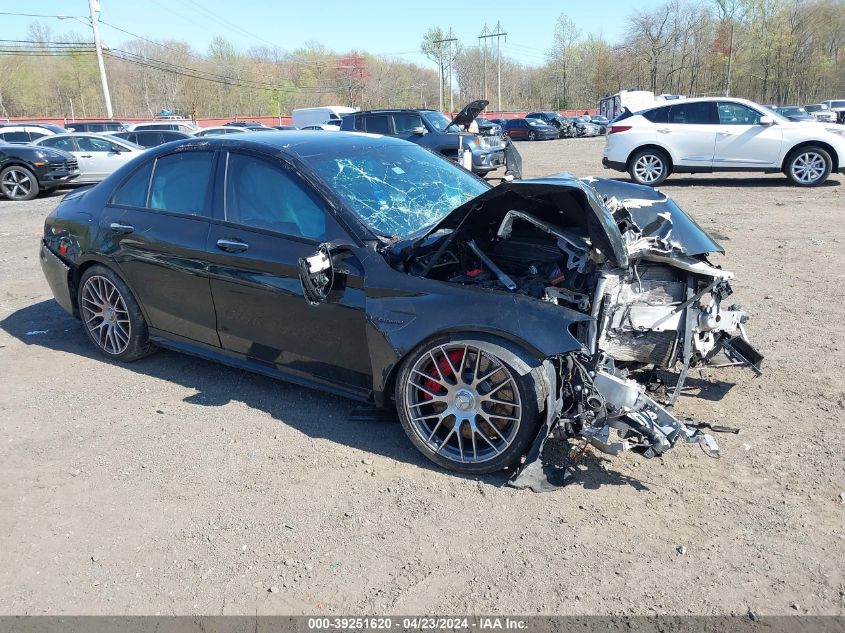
(602, 97, 845, 186)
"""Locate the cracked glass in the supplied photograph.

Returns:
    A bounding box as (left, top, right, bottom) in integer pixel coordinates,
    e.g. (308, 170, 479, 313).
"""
(303, 143, 489, 238)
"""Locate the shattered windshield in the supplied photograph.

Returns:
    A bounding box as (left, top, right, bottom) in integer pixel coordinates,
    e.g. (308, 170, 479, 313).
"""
(303, 143, 490, 237)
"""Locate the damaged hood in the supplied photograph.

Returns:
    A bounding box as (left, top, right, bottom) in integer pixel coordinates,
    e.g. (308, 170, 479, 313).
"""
(584, 178, 724, 257)
(449, 99, 489, 128)
(420, 174, 630, 268)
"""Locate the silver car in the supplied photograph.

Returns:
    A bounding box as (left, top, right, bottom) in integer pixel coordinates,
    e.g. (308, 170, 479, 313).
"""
(32, 133, 146, 184)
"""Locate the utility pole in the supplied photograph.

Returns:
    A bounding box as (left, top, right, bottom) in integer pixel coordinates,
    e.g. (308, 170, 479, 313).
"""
(88, 0, 113, 118)
(725, 21, 734, 97)
(434, 29, 457, 113)
(478, 24, 489, 100)
(485, 21, 507, 113)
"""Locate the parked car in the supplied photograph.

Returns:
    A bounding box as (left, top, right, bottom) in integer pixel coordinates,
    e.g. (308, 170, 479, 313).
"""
(292, 106, 356, 129)
(32, 133, 145, 184)
(475, 117, 503, 136)
(503, 118, 559, 141)
(804, 104, 837, 123)
(301, 124, 340, 131)
(0, 124, 64, 144)
(573, 116, 602, 137)
(223, 121, 268, 129)
(66, 121, 128, 133)
(38, 132, 759, 480)
(340, 100, 507, 175)
(602, 97, 845, 186)
(272, 125, 298, 131)
(192, 126, 254, 137)
(525, 111, 575, 138)
(773, 106, 815, 122)
(820, 100, 845, 119)
(0, 122, 67, 134)
(0, 139, 78, 200)
(587, 115, 610, 134)
(126, 121, 198, 134)
(111, 130, 192, 148)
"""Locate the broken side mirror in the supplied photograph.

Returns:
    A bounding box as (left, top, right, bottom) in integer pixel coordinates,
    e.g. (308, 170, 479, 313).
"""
(297, 241, 355, 306)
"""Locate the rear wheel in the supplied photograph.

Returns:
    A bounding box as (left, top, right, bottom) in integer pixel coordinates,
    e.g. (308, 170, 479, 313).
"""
(784, 146, 831, 186)
(78, 265, 154, 362)
(396, 337, 542, 474)
(629, 148, 670, 186)
(0, 165, 39, 201)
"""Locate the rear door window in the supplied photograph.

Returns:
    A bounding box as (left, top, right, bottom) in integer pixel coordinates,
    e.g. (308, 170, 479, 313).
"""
(148, 151, 215, 216)
(40, 136, 78, 152)
(668, 102, 717, 124)
(112, 161, 154, 207)
(0, 131, 29, 143)
(365, 115, 392, 135)
(135, 132, 160, 146)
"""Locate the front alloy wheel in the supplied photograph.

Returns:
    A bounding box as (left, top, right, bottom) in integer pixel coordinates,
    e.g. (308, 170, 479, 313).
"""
(0, 166, 39, 201)
(397, 340, 541, 474)
(629, 150, 669, 186)
(528, 130, 537, 141)
(786, 146, 831, 186)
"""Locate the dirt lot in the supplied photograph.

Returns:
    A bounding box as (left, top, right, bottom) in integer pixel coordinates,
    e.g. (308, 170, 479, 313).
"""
(1, 137, 843, 616)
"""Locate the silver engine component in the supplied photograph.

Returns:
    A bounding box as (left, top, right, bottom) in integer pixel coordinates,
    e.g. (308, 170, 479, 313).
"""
(597, 265, 684, 367)
(580, 370, 720, 458)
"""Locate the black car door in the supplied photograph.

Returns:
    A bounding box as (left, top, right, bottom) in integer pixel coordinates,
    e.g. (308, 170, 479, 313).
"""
(205, 150, 371, 393)
(99, 149, 219, 346)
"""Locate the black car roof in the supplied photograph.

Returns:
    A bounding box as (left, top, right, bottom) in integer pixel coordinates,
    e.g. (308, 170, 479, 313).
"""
(346, 109, 437, 115)
(142, 130, 411, 157)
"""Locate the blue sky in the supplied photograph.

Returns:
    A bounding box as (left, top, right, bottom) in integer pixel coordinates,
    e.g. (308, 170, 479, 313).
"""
(1, 0, 647, 67)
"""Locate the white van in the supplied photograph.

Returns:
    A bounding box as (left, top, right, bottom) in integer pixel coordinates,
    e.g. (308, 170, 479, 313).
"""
(292, 106, 357, 129)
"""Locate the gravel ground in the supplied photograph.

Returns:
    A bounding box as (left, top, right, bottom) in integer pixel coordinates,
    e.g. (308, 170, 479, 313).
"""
(0, 137, 843, 616)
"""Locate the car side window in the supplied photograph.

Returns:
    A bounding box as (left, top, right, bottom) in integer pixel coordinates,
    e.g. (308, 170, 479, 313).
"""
(643, 107, 669, 123)
(668, 102, 717, 124)
(77, 136, 119, 152)
(225, 153, 331, 241)
(718, 102, 762, 125)
(135, 132, 159, 146)
(28, 131, 47, 141)
(112, 161, 154, 207)
(1, 131, 29, 143)
(365, 115, 392, 135)
(41, 136, 78, 151)
(392, 113, 423, 134)
(148, 151, 215, 216)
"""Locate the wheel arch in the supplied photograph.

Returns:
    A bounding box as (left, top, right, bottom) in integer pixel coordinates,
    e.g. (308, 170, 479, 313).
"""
(781, 140, 839, 172)
(70, 256, 148, 323)
(626, 144, 675, 173)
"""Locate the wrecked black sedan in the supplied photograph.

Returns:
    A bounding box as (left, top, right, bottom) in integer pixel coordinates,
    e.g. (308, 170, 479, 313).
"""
(39, 132, 762, 482)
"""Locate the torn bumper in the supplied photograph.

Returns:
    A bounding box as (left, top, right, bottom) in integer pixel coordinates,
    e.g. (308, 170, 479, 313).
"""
(39, 242, 75, 316)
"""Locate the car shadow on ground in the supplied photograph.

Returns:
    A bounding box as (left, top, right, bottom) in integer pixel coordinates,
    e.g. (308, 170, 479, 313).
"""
(1, 299, 669, 492)
(611, 175, 841, 188)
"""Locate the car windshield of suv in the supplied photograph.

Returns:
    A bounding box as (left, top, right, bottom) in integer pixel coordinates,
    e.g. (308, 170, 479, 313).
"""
(303, 142, 489, 237)
(526, 119, 544, 126)
(421, 111, 458, 133)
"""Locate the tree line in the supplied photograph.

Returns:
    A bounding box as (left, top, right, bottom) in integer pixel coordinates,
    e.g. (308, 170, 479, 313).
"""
(0, 0, 842, 120)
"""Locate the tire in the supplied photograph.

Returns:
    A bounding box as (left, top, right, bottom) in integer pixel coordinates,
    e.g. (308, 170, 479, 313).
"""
(528, 130, 536, 141)
(396, 336, 542, 474)
(784, 146, 831, 186)
(628, 148, 670, 186)
(77, 265, 154, 362)
(0, 165, 40, 201)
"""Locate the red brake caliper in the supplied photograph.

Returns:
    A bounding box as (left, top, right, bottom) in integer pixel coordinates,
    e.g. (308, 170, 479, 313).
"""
(421, 350, 465, 401)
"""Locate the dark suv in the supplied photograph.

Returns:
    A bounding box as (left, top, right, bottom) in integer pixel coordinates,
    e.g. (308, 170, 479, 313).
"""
(0, 140, 79, 200)
(340, 100, 506, 175)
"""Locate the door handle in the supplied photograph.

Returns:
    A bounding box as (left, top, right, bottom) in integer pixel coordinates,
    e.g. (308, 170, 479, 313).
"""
(80, 154, 93, 158)
(216, 238, 248, 253)
(109, 222, 134, 234)
(656, 128, 671, 134)
(717, 131, 734, 136)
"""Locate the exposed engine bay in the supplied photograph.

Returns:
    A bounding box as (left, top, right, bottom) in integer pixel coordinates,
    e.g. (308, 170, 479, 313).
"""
(385, 176, 763, 488)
